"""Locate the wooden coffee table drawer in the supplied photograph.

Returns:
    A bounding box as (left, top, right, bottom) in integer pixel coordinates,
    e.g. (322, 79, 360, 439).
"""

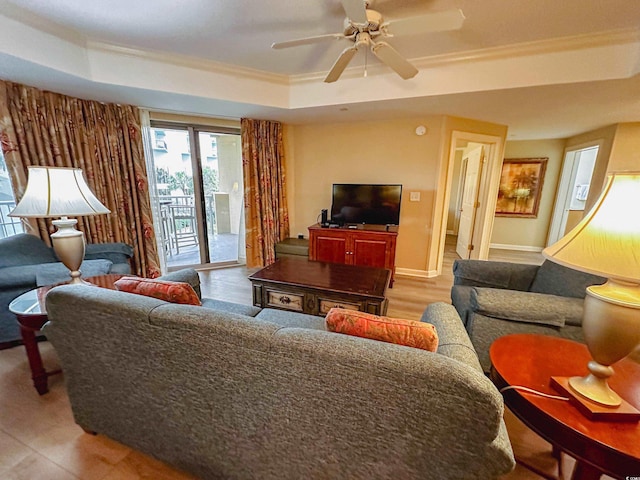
(266, 289, 304, 312)
(318, 298, 361, 315)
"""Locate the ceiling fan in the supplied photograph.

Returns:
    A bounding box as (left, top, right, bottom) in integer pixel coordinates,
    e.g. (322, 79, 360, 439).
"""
(271, 0, 465, 83)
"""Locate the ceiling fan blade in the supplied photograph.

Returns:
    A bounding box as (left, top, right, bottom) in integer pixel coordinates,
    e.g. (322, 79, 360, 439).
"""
(370, 41, 418, 79)
(386, 9, 465, 36)
(324, 46, 358, 83)
(271, 33, 346, 49)
(341, 0, 368, 24)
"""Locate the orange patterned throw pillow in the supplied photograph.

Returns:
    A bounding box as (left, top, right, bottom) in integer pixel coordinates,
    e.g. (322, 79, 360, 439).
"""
(114, 277, 201, 306)
(325, 308, 438, 352)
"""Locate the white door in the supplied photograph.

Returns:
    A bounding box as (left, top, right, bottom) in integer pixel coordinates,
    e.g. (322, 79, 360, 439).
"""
(456, 146, 484, 259)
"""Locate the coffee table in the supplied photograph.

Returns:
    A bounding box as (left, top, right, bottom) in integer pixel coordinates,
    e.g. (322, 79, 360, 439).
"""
(249, 257, 390, 316)
(490, 334, 640, 480)
(9, 274, 126, 395)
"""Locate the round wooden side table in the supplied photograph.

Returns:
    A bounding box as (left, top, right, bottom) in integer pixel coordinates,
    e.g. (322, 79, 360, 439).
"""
(490, 334, 640, 480)
(9, 274, 126, 395)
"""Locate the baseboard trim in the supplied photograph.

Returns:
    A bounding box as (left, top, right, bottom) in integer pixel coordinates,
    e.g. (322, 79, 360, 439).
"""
(396, 268, 438, 278)
(490, 243, 544, 252)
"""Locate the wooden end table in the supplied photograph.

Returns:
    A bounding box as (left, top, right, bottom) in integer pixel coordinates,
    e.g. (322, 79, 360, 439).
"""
(490, 334, 640, 480)
(9, 274, 125, 395)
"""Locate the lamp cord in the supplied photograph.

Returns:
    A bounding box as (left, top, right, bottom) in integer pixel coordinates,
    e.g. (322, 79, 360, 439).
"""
(500, 385, 570, 401)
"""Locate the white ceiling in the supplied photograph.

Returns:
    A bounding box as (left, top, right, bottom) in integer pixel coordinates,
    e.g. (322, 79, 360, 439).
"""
(0, 0, 639, 139)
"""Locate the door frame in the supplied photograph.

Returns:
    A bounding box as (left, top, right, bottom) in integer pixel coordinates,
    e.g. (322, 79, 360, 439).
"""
(431, 131, 505, 276)
(547, 140, 601, 246)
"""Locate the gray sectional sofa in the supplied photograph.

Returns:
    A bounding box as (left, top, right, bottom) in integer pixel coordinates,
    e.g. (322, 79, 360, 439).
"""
(451, 259, 606, 372)
(0, 233, 133, 348)
(44, 268, 515, 480)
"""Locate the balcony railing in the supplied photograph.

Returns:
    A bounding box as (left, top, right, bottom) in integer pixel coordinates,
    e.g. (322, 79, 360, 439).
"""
(0, 200, 24, 239)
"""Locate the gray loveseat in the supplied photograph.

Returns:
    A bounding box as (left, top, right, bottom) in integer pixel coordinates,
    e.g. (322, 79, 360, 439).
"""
(0, 233, 133, 348)
(451, 259, 606, 372)
(44, 268, 515, 480)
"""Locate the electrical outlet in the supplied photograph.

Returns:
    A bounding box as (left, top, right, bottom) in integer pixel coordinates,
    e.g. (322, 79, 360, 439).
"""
(410, 192, 421, 202)
(297, 233, 304, 239)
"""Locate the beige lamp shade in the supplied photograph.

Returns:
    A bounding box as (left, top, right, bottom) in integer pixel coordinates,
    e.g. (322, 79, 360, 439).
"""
(543, 171, 640, 408)
(542, 172, 640, 284)
(8, 166, 110, 218)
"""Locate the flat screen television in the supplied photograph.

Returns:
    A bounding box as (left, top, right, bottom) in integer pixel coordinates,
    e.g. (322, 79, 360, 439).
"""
(330, 184, 402, 226)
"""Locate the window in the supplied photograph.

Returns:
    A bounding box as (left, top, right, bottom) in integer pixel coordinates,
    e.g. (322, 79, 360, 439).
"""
(0, 151, 24, 238)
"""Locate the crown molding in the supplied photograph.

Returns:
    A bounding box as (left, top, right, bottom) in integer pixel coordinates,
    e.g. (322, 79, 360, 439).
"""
(291, 28, 640, 84)
(86, 41, 290, 86)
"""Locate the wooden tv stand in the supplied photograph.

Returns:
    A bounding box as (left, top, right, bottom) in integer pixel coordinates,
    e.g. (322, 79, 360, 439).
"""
(308, 223, 398, 287)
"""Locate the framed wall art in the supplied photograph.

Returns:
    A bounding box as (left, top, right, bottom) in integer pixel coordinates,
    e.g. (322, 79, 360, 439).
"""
(495, 158, 548, 217)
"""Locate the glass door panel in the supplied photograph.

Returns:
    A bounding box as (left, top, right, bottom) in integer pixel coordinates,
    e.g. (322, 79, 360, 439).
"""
(149, 125, 244, 271)
(151, 128, 202, 268)
(198, 132, 243, 264)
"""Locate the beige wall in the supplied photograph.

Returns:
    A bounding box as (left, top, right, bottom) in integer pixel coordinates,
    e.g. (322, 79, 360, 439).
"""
(285, 116, 445, 273)
(284, 115, 508, 274)
(491, 139, 565, 248)
(608, 122, 640, 172)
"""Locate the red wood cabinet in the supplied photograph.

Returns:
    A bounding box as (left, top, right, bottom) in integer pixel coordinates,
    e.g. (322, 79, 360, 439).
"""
(308, 224, 398, 286)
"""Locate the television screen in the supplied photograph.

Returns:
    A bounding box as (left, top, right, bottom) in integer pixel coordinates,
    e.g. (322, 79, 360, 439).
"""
(331, 184, 402, 226)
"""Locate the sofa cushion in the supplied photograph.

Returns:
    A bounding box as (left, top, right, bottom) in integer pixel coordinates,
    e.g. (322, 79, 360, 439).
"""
(325, 308, 438, 352)
(529, 260, 606, 298)
(114, 277, 201, 305)
(471, 287, 585, 327)
(35, 259, 113, 286)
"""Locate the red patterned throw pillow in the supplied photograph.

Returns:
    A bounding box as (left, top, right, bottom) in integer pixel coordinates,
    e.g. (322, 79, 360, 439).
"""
(114, 277, 201, 306)
(325, 308, 438, 352)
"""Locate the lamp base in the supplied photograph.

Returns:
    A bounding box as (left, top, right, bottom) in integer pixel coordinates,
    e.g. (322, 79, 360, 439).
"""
(551, 376, 640, 422)
(51, 217, 86, 283)
(568, 363, 621, 407)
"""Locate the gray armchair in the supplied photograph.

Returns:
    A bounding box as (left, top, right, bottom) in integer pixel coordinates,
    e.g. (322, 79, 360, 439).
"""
(0, 233, 133, 348)
(450, 259, 606, 372)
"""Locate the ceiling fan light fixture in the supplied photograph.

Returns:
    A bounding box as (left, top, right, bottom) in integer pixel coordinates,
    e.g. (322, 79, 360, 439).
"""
(275, 0, 463, 83)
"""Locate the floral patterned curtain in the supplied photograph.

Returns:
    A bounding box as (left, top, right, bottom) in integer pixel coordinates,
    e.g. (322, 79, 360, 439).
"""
(240, 118, 290, 267)
(0, 80, 161, 277)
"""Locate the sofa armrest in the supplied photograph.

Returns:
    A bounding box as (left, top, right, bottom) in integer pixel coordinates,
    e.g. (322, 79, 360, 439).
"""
(421, 302, 483, 373)
(156, 268, 202, 299)
(471, 288, 585, 327)
(453, 259, 539, 291)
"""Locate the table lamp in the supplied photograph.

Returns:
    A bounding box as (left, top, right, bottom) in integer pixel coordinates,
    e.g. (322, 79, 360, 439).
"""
(9, 166, 111, 284)
(542, 171, 640, 408)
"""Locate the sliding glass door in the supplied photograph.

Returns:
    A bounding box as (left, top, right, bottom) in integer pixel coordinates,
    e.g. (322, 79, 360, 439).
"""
(149, 123, 244, 270)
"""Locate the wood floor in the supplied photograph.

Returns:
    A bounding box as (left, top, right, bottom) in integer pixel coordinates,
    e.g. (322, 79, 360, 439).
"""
(0, 244, 606, 480)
